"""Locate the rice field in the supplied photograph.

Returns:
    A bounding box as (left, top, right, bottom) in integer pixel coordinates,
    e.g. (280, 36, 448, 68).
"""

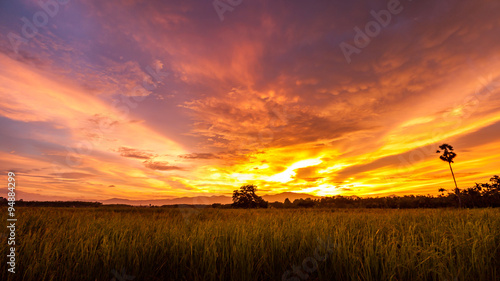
(1, 207, 499, 281)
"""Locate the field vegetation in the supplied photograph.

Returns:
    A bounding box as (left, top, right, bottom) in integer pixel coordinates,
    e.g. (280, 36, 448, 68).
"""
(1, 207, 499, 281)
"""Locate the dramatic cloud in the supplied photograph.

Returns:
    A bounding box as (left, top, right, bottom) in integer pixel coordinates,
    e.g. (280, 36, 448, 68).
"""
(0, 0, 499, 200)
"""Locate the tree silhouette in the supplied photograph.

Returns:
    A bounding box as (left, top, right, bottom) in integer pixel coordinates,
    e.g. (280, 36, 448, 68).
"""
(232, 184, 268, 208)
(490, 175, 500, 187)
(436, 144, 461, 207)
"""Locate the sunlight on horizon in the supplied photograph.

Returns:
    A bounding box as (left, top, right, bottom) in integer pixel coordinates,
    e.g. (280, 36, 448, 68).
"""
(0, 0, 499, 201)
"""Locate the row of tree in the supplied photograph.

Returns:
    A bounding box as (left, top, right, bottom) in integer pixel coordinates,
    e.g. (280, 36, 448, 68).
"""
(231, 175, 500, 209)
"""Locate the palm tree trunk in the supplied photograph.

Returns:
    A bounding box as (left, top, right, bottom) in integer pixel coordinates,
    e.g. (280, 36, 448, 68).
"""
(449, 162, 461, 208)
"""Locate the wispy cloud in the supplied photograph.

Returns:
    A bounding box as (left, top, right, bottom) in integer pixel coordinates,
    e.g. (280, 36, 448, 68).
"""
(117, 147, 155, 160)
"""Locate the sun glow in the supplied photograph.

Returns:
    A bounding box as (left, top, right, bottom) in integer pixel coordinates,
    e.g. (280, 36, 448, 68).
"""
(267, 158, 323, 183)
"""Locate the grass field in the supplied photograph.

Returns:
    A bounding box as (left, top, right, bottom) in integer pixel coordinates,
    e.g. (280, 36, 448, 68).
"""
(1, 207, 499, 281)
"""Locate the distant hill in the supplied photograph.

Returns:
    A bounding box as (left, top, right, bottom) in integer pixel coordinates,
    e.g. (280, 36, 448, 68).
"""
(1, 187, 320, 206)
(263, 192, 320, 202)
(102, 195, 233, 206)
(101, 192, 319, 206)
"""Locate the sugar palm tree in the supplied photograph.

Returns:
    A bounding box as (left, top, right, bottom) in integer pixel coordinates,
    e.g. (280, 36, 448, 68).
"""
(436, 144, 461, 207)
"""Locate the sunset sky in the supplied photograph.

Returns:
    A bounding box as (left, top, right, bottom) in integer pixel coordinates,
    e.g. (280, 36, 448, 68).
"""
(1, 0, 499, 201)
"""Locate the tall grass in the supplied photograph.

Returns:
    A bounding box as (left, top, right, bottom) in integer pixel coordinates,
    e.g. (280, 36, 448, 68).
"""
(1, 207, 499, 280)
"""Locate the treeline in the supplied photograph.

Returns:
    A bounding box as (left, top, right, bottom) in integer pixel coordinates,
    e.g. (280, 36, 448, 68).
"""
(268, 194, 484, 209)
(453, 175, 500, 208)
(269, 175, 500, 209)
